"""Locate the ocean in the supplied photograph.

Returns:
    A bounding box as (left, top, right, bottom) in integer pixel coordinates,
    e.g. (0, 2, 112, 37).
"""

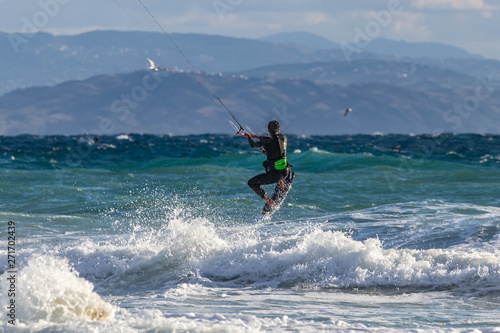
(0, 133, 499, 332)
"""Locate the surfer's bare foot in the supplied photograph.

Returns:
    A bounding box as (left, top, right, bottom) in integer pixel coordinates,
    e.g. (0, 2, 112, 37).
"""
(265, 196, 275, 207)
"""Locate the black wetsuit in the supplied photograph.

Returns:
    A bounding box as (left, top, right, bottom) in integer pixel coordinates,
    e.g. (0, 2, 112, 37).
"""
(247, 134, 288, 200)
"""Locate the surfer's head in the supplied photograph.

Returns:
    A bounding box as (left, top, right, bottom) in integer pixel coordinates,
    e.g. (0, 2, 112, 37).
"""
(268, 120, 280, 136)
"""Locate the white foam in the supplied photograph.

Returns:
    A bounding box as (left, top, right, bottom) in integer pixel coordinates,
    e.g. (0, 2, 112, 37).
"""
(116, 134, 129, 140)
(58, 208, 500, 293)
(61, 215, 230, 291)
(197, 226, 500, 290)
(0, 255, 115, 328)
(9, 208, 500, 331)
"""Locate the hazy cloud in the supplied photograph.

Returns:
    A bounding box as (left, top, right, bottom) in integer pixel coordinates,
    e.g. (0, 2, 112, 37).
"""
(392, 12, 431, 40)
(411, 0, 497, 10)
(0, 0, 499, 59)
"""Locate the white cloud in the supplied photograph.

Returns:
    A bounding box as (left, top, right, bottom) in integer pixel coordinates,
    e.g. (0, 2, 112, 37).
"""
(411, 0, 491, 10)
(0, 0, 499, 60)
(303, 12, 328, 25)
(392, 12, 431, 41)
(482, 10, 493, 18)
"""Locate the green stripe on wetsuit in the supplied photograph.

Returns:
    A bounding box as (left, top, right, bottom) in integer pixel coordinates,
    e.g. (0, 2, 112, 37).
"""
(274, 158, 287, 170)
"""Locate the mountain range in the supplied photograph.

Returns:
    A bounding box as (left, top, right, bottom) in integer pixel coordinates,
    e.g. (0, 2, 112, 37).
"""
(1, 30, 499, 135)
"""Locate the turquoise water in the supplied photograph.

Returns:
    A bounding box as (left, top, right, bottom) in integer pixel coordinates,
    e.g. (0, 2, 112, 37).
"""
(1, 133, 499, 332)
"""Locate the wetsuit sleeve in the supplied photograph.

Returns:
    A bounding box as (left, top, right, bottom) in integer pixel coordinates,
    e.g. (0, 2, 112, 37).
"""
(248, 137, 263, 148)
(248, 136, 272, 148)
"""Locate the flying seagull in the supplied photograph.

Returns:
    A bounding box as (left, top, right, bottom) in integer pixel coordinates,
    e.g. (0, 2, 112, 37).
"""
(146, 57, 160, 71)
(344, 108, 352, 117)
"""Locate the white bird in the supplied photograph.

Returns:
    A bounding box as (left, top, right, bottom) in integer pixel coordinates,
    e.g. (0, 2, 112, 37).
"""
(146, 57, 160, 71)
(344, 108, 352, 117)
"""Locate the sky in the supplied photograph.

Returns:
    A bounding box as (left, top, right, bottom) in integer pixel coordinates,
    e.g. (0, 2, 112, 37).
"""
(0, 0, 499, 60)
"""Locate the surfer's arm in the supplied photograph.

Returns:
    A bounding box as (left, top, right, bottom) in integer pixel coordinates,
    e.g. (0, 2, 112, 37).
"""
(244, 133, 260, 140)
(247, 137, 264, 148)
(245, 133, 264, 148)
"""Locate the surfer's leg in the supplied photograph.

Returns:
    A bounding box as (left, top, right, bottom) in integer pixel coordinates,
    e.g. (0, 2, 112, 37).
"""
(264, 196, 275, 207)
(273, 174, 288, 194)
(248, 173, 275, 201)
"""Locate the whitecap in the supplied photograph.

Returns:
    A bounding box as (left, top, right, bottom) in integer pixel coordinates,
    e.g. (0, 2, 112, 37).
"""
(0, 255, 115, 327)
(116, 134, 130, 140)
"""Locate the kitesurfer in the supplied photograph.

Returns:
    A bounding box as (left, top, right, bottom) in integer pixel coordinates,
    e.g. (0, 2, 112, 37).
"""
(245, 120, 289, 207)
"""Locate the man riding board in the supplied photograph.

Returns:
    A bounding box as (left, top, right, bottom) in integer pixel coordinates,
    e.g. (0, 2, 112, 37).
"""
(244, 120, 289, 209)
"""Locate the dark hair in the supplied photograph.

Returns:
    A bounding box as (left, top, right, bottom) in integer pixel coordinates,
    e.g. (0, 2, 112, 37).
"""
(268, 120, 280, 134)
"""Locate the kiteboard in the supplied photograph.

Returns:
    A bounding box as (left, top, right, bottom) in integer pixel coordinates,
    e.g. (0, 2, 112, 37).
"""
(262, 171, 295, 217)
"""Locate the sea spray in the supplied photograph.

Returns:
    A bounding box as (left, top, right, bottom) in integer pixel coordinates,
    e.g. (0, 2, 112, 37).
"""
(1, 133, 499, 332)
(195, 226, 500, 290)
(0, 255, 115, 328)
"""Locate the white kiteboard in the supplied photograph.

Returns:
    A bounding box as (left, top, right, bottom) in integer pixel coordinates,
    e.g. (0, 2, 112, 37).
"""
(261, 171, 295, 218)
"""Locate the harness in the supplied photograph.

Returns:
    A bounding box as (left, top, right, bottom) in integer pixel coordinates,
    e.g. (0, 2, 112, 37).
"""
(263, 134, 290, 172)
(274, 158, 288, 170)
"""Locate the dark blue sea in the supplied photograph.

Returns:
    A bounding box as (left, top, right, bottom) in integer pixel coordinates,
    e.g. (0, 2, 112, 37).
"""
(1, 133, 499, 332)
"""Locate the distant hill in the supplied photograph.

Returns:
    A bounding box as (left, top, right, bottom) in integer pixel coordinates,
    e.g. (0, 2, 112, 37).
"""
(363, 38, 484, 60)
(240, 59, 478, 90)
(0, 30, 489, 96)
(260, 32, 482, 60)
(1, 70, 498, 136)
(2, 29, 498, 136)
(260, 31, 339, 49)
(0, 30, 346, 95)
